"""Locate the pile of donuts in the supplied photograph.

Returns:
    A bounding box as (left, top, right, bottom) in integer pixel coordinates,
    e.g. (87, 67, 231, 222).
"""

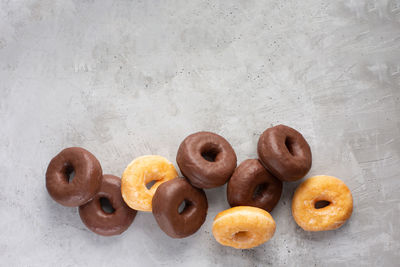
(46, 125, 353, 249)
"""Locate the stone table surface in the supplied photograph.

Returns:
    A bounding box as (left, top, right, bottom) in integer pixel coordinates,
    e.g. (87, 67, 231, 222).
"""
(0, 0, 399, 266)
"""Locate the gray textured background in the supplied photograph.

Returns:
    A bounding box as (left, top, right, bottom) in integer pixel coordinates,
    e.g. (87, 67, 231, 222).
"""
(1, 0, 399, 266)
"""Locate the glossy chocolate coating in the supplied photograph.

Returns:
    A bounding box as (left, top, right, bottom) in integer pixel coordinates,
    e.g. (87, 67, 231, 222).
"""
(46, 147, 103, 207)
(257, 125, 312, 182)
(227, 159, 282, 212)
(79, 175, 137, 236)
(152, 178, 208, 238)
(176, 132, 237, 189)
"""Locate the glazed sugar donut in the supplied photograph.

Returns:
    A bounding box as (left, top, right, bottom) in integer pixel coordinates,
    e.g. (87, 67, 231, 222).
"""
(46, 147, 102, 207)
(212, 206, 276, 249)
(79, 175, 137, 236)
(227, 159, 282, 212)
(152, 178, 208, 238)
(292, 175, 353, 231)
(121, 155, 178, 211)
(176, 132, 237, 189)
(257, 125, 312, 182)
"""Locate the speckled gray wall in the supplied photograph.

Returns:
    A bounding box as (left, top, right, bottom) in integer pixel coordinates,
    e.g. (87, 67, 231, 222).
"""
(0, 0, 399, 266)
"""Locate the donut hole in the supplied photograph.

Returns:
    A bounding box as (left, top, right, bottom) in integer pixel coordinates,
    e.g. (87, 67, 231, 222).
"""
(64, 165, 75, 183)
(178, 199, 193, 215)
(284, 137, 297, 156)
(201, 149, 219, 162)
(100, 197, 115, 214)
(314, 200, 331, 209)
(252, 183, 269, 200)
(233, 231, 250, 242)
(200, 143, 221, 162)
(146, 180, 157, 190)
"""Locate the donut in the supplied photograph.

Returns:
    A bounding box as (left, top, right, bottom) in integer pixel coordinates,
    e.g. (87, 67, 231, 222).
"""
(121, 155, 178, 211)
(152, 178, 208, 238)
(46, 147, 103, 207)
(227, 159, 282, 212)
(257, 124, 312, 182)
(176, 132, 237, 189)
(79, 174, 137, 236)
(212, 206, 276, 249)
(292, 175, 353, 231)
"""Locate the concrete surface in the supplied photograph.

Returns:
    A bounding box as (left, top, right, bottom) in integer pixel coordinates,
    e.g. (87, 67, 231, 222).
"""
(1, 0, 399, 266)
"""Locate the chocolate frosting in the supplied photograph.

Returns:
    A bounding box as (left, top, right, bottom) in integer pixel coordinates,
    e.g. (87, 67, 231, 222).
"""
(257, 125, 312, 182)
(46, 147, 103, 207)
(176, 132, 237, 189)
(152, 178, 208, 238)
(227, 159, 282, 212)
(79, 174, 137, 236)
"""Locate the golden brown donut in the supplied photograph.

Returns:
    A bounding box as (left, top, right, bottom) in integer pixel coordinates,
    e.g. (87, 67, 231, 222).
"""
(121, 155, 178, 212)
(212, 206, 276, 249)
(292, 175, 353, 231)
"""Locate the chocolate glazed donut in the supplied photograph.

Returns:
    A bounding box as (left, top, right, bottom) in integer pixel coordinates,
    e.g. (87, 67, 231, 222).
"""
(46, 147, 103, 207)
(152, 178, 208, 238)
(176, 132, 237, 189)
(79, 175, 137, 236)
(257, 125, 312, 182)
(227, 159, 282, 212)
